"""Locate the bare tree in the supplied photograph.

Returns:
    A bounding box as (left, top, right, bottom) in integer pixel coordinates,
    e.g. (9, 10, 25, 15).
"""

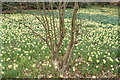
(2, 2, 80, 76)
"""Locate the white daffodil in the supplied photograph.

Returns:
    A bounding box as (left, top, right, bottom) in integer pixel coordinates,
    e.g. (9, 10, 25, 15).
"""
(75, 63, 78, 66)
(42, 63, 46, 66)
(32, 64, 36, 68)
(0, 64, 2, 67)
(108, 53, 110, 55)
(88, 57, 92, 62)
(0, 54, 3, 56)
(1, 71, 4, 74)
(8, 65, 12, 69)
(17, 48, 21, 51)
(6, 58, 10, 61)
(115, 58, 119, 62)
(92, 76, 96, 78)
(60, 74, 63, 78)
(48, 75, 52, 78)
(107, 57, 113, 62)
(96, 66, 99, 68)
(13, 64, 18, 70)
(103, 59, 106, 64)
(96, 55, 98, 58)
(96, 60, 99, 63)
(110, 65, 113, 67)
(112, 68, 114, 70)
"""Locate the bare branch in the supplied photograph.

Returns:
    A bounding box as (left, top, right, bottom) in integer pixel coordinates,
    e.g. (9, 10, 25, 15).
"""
(61, 2, 79, 73)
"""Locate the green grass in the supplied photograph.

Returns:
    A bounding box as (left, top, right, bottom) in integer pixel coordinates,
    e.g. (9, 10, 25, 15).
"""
(1, 6, 119, 78)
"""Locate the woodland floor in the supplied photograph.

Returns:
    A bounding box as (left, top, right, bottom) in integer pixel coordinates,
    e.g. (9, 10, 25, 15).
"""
(1, 6, 119, 78)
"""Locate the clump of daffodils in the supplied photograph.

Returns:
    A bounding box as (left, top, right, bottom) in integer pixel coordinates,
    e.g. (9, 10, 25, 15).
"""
(13, 63, 18, 70)
(45, 56, 49, 59)
(54, 60, 58, 69)
(107, 57, 113, 62)
(72, 66, 75, 71)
